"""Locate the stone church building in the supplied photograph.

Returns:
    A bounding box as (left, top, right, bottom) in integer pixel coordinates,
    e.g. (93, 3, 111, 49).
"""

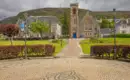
(70, 2, 100, 38)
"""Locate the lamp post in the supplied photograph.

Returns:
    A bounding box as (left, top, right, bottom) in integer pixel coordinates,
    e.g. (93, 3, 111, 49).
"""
(113, 8, 117, 59)
(24, 13, 28, 59)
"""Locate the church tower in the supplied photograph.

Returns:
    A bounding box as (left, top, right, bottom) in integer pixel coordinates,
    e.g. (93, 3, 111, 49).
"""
(70, 2, 79, 38)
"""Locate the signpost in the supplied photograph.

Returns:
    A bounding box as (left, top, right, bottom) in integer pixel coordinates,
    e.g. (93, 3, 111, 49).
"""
(20, 21, 25, 31)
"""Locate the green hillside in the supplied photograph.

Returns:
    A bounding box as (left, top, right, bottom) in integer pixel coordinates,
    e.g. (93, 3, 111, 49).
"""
(1, 8, 130, 24)
(0, 8, 87, 24)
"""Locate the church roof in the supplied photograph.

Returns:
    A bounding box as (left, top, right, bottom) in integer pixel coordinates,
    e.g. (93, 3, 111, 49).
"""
(80, 12, 97, 25)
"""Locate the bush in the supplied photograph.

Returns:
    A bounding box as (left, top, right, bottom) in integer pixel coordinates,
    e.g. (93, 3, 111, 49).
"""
(110, 34, 130, 38)
(0, 44, 55, 60)
(45, 44, 55, 56)
(89, 38, 102, 43)
(12, 37, 50, 40)
(51, 39, 59, 43)
(0, 46, 23, 59)
(61, 35, 69, 39)
(90, 45, 130, 59)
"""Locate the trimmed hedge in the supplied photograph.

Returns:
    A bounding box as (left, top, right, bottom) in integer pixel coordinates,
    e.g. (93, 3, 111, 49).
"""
(91, 45, 130, 59)
(0, 44, 55, 60)
(10, 37, 50, 40)
(110, 34, 130, 38)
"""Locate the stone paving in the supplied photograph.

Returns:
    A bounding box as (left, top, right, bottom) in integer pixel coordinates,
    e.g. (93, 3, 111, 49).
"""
(0, 39, 130, 80)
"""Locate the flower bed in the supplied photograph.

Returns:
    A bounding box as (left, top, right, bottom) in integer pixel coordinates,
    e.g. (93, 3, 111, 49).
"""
(0, 44, 55, 60)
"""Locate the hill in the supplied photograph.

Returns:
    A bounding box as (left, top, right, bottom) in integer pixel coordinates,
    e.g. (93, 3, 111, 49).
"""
(1, 8, 130, 24)
(0, 8, 87, 24)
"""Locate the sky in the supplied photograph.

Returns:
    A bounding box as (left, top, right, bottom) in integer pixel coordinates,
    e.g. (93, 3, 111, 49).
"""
(0, 0, 130, 20)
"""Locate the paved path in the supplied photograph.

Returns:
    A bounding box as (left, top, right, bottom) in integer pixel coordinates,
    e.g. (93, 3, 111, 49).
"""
(58, 39, 82, 57)
(0, 39, 130, 80)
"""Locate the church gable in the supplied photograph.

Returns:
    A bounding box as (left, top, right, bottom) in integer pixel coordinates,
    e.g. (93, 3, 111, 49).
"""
(79, 13, 100, 38)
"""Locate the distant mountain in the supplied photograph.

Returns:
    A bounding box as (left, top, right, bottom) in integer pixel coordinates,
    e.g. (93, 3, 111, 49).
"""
(0, 16, 18, 24)
(0, 8, 130, 24)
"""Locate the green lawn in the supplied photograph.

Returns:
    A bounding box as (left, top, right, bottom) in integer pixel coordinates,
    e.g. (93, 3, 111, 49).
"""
(80, 38, 130, 54)
(0, 40, 67, 56)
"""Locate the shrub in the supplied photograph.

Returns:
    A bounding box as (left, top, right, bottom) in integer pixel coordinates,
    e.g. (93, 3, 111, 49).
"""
(45, 44, 55, 56)
(51, 39, 59, 43)
(110, 34, 130, 38)
(121, 46, 130, 58)
(91, 45, 113, 58)
(89, 38, 101, 43)
(12, 37, 50, 40)
(0, 46, 22, 59)
(0, 44, 55, 60)
(90, 45, 130, 59)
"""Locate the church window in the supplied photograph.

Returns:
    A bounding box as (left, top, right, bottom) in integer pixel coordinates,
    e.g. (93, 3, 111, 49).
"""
(74, 18, 77, 24)
(89, 28, 92, 30)
(85, 27, 87, 30)
(73, 8, 76, 14)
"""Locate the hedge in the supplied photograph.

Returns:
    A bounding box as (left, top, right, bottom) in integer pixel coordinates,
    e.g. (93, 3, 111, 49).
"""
(110, 34, 130, 38)
(0, 44, 55, 60)
(91, 45, 130, 59)
(9, 37, 50, 40)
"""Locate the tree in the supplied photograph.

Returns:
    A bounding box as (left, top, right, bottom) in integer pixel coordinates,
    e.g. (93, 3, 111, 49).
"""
(109, 20, 114, 28)
(0, 24, 3, 34)
(2, 24, 20, 45)
(60, 12, 69, 36)
(100, 19, 110, 28)
(30, 20, 49, 39)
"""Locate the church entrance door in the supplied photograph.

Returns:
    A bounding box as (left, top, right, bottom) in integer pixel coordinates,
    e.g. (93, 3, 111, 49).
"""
(73, 32, 77, 38)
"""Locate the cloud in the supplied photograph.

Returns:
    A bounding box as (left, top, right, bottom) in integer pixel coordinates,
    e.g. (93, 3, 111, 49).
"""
(0, 0, 130, 19)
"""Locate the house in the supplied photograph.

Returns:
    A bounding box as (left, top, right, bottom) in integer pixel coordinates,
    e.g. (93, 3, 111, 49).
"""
(116, 18, 130, 34)
(69, 2, 100, 38)
(17, 16, 62, 39)
(100, 28, 112, 37)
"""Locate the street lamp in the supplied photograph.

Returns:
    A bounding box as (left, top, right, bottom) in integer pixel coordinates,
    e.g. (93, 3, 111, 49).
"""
(113, 8, 117, 59)
(23, 13, 28, 59)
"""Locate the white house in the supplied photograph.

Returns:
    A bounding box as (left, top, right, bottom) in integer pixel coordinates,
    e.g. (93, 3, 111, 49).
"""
(17, 16, 62, 39)
(55, 24, 62, 39)
(116, 19, 130, 34)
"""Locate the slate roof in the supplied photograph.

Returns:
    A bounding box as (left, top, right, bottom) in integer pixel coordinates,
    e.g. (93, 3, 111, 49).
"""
(26, 16, 60, 25)
(100, 28, 112, 34)
(116, 19, 130, 26)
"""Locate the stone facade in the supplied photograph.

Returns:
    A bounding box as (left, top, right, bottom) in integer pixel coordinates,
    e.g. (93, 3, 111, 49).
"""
(79, 13, 100, 38)
(70, 3, 79, 38)
(70, 3, 100, 38)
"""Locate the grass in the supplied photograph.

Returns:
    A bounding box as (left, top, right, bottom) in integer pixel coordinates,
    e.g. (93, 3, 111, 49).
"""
(80, 38, 130, 54)
(0, 40, 67, 56)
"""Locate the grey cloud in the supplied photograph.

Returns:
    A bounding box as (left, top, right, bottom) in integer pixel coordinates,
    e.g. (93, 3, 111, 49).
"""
(0, 0, 130, 19)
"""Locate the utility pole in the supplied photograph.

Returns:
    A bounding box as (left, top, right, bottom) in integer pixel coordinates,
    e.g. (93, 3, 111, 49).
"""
(24, 13, 28, 59)
(113, 8, 117, 59)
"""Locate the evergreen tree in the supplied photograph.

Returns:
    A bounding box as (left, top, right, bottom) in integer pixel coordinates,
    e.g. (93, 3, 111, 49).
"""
(60, 12, 69, 36)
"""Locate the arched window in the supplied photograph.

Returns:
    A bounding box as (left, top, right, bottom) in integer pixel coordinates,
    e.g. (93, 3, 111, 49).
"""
(73, 8, 76, 14)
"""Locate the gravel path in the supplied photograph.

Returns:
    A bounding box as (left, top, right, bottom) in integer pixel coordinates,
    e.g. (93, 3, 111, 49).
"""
(0, 58, 130, 80)
(0, 39, 130, 80)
